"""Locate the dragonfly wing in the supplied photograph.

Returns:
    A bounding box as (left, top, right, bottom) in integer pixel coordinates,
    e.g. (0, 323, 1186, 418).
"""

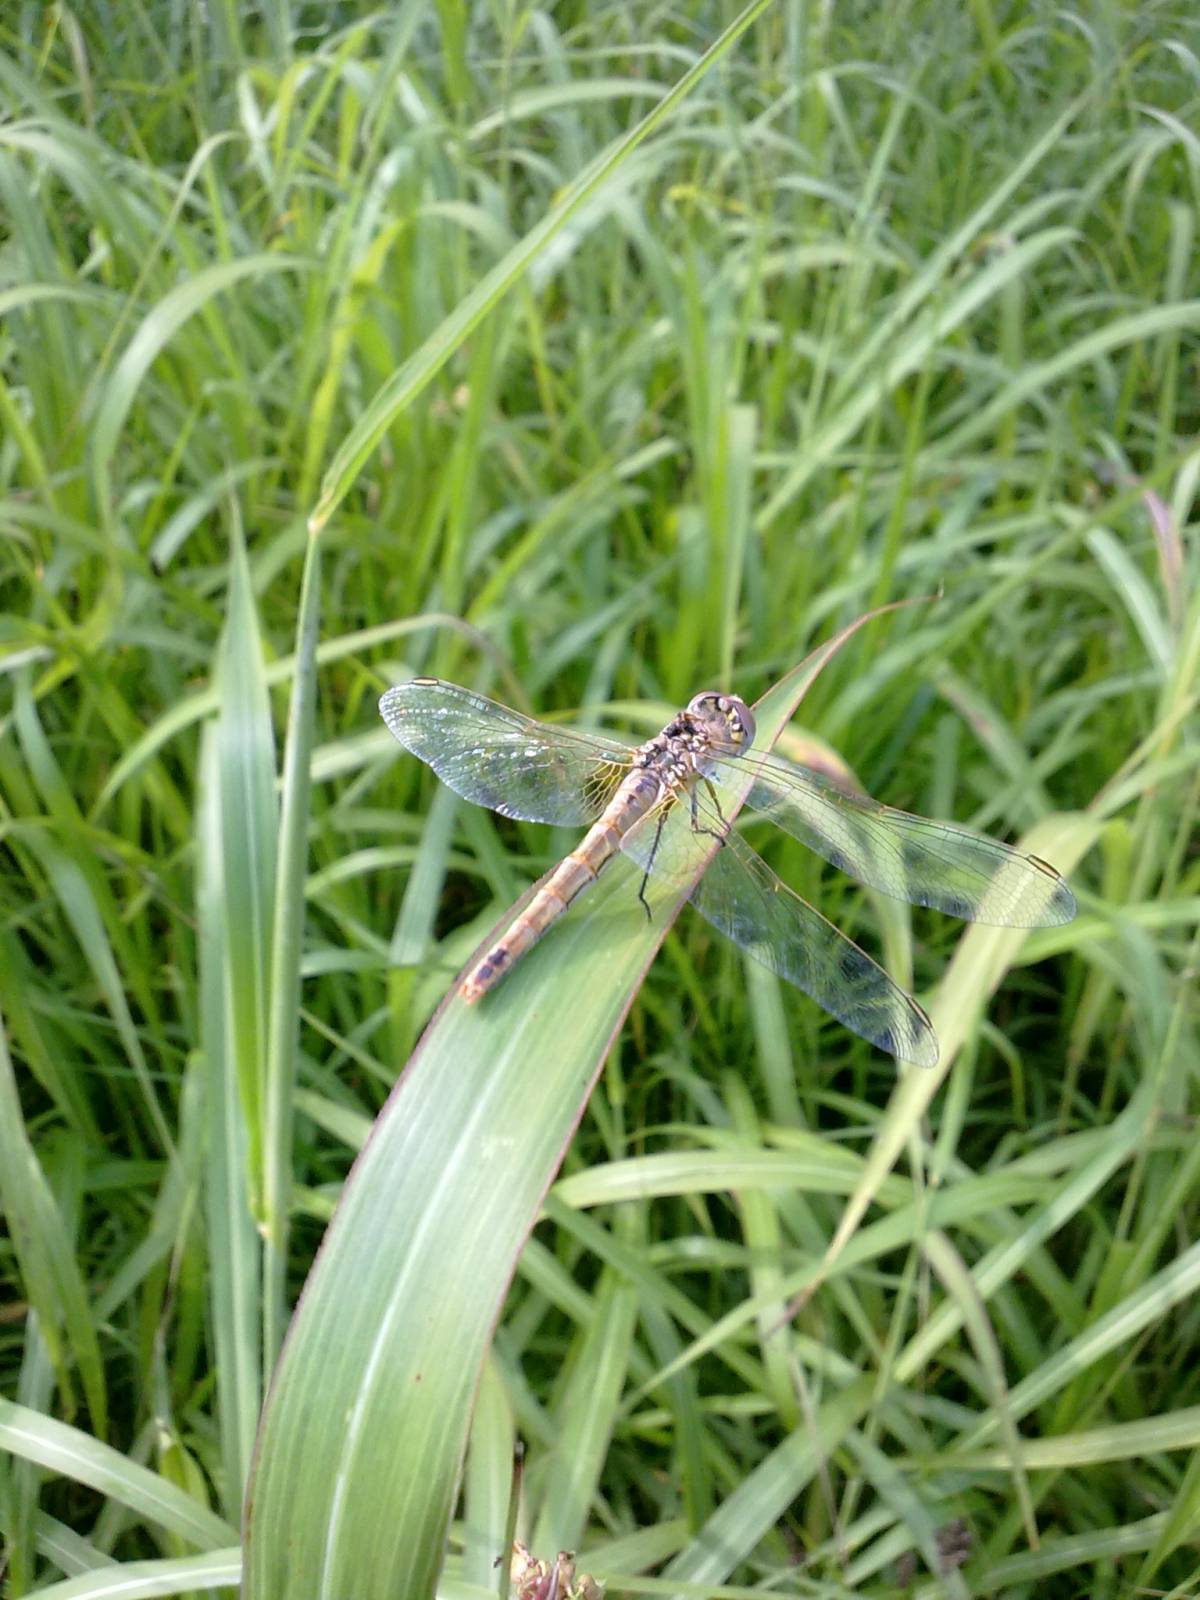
(724, 751, 1076, 928)
(618, 791, 938, 1066)
(379, 679, 630, 826)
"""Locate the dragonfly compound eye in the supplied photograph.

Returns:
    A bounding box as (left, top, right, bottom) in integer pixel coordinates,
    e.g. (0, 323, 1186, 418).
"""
(686, 691, 756, 749)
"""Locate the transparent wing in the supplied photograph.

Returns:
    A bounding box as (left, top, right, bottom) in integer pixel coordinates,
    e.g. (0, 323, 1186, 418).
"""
(379, 679, 632, 826)
(702, 749, 1076, 929)
(619, 787, 938, 1067)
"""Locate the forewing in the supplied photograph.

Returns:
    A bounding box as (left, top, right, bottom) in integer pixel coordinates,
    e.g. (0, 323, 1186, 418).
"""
(618, 791, 938, 1067)
(379, 679, 630, 826)
(720, 750, 1076, 928)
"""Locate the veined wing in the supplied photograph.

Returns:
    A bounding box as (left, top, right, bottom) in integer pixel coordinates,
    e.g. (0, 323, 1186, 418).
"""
(379, 679, 631, 826)
(618, 789, 938, 1067)
(706, 749, 1076, 929)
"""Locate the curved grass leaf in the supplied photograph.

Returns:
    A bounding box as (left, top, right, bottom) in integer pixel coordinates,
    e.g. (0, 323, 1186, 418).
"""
(308, 0, 777, 530)
(89, 254, 309, 512)
(0, 1399, 236, 1551)
(18, 1547, 242, 1600)
(0, 1020, 107, 1439)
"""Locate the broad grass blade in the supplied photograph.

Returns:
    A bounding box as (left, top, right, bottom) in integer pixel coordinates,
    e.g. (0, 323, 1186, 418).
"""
(242, 611, 893, 1600)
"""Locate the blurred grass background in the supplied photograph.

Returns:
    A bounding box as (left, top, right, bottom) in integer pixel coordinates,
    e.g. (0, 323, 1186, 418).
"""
(1, 1, 1199, 1596)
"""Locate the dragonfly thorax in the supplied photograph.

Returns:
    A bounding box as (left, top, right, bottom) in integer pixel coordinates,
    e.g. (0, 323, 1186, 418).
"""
(634, 735, 696, 790)
(634, 697, 754, 793)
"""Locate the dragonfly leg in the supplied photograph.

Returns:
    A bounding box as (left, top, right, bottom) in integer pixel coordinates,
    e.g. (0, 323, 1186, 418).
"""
(637, 808, 669, 919)
(691, 778, 727, 844)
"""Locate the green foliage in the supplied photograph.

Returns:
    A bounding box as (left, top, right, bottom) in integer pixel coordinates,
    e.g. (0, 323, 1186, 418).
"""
(1, 2, 1198, 1597)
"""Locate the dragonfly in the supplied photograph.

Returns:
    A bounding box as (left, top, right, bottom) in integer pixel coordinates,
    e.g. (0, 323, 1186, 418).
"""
(380, 679, 1076, 1066)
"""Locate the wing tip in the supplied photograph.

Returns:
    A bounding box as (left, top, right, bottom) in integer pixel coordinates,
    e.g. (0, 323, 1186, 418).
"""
(887, 1001, 940, 1069)
(1037, 862, 1078, 926)
(1012, 859, 1078, 928)
(905, 1031, 941, 1069)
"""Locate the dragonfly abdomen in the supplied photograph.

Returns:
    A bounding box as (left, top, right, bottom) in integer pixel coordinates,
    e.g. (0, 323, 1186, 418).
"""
(460, 772, 663, 1003)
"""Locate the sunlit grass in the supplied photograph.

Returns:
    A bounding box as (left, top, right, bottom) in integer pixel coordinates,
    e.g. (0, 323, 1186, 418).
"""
(1, 2, 1199, 1597)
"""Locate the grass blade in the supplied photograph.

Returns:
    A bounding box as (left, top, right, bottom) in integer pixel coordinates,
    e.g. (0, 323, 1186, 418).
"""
(0, 1399, 236, 1551)
(0, 1016, 107, 1439)
(308, 0, 777, 530)
(243, 614, 891, 1599)
(262, 535, 323, 1361)
(197, 727, 261, 1517)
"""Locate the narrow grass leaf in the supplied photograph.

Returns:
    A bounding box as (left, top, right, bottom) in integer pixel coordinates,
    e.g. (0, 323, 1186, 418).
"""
(843, 1429, 970, 1600)
(16, 1547, 242, 1599)
(921, 1231, 1038, 1549)
(662, 1376, 878, 1592)
(262, 535, 323, 1359)
(93, 615, 510, 818)
(0, 1015, 107, 1437)
(531, 1264, 638, 1553)
(760, 225, 1079, 527)
(957, 1235, 1200, 1447)
(17, 832, 173, 1157)
(936, 301, 1200, 461)
(969, 1515, 1171, 1596)
(215, 530, 278, 1218)
(461, 1356, 514, 1591)
(196, 727, 262, 1517)
(943, 1404, 1200, 1471)
(89, 255, 308, 509)
(0, 1399, 236, 1550)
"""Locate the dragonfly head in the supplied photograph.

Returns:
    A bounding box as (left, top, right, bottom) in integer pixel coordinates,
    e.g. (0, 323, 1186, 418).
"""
(685, 691, 756, 755)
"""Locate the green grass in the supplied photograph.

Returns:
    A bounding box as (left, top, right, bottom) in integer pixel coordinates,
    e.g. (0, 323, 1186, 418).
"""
(1, 2, 1199, 1597)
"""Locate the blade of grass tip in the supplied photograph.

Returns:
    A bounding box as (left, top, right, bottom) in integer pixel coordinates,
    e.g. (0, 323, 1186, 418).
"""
(0, 1010, 108, 1439)
(308, 0, 777, 532)
(718, 402, 756, 692)
(262, 532, 323, 1364)
(215, 525, 278, 1229)
(242, 605, 902, 1600)
(805, 810, 1102, 1306)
